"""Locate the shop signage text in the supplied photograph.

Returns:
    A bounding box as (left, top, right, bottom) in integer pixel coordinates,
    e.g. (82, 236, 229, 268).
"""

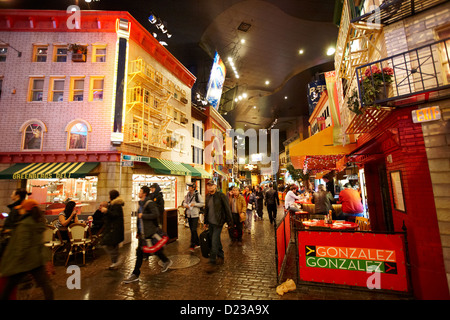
(13, 172, 73, 179)
(298, 232, 408, 292)
(305, 245, 398, 274)
(122, 155, 150, 163)
(412, 106, 441, 123)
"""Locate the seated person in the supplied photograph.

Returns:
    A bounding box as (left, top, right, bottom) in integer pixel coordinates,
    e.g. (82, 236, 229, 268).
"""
(54, 201, 79, 241)
(284, 185, 301, 213)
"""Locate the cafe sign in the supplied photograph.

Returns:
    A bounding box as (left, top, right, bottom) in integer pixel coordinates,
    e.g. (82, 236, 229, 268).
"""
(298, 232, 409, 292)
(412, 106, 441, 124)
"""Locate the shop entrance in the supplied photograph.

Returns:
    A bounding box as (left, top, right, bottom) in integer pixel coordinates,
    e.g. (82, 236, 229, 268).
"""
(364, 159, 394, 232)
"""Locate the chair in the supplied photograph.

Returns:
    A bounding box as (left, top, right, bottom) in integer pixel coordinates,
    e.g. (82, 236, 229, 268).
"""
(43, 225, 64, 264)
(355, 217, 370, 231)
(65, 223, 92, 266)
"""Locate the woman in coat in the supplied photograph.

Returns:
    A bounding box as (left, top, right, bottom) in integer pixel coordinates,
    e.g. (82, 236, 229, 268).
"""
(100, 190, 125, 270)
(243, 186, 256, 233)
(0, 199, 54, 300)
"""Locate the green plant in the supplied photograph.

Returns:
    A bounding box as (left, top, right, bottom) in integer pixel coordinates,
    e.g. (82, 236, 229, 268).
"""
(69, 44, 87, 55)
(348, 88, 363, 115)
(360, 65, 394, 106)
(286, 163, 311, 188)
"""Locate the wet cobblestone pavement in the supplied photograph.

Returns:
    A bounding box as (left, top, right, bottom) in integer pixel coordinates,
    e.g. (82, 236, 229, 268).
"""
(20, 207, 411, 301)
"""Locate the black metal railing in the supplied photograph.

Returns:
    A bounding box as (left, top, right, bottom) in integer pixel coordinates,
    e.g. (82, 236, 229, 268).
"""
(356, 38, 450, 108)
(351, 0, 447, 26)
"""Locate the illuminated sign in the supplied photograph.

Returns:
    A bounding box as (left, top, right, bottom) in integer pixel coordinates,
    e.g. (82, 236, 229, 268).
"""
(298, 232, 409, 292)
(205, 51, 226, 110)
(412, 106, 441, 123)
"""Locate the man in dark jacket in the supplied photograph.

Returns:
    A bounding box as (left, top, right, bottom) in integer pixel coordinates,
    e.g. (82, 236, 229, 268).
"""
(123, 186, 172, 283)
(150, 183, 164, 225)
(264, 183, 280, 224)
(204, 180, 233, 273)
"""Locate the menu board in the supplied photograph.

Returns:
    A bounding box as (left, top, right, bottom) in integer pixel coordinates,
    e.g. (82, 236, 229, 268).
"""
(390, 171, 406, 212)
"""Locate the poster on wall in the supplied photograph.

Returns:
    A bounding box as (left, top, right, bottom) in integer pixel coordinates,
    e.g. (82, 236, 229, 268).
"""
(298, 231, 409, 292)
(390, 170, 406, 212)
(205, 51, 226, 110)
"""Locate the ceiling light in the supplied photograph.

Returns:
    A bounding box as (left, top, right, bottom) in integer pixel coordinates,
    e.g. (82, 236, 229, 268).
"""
(253, 106, 257, 109)
(265, 80, 270, 85)
(85, 0, 92, 3)
(284, 96, 288, 99)
(327, 47, 335, 56)
(159, 41, 168, 46)
(242, 93, 248, 98)
(167, 33, 172, 38)
(299, 49, 304, 54)
(228, 56, 233, 62)
(240, 39, 246, 44)
(236, 75, 240, 78)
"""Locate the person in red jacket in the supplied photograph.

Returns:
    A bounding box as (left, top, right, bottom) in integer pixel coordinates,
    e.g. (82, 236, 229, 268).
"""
(338, 183, 364, 221)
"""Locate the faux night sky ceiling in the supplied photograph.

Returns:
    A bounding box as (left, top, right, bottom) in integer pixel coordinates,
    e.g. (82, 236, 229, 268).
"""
(0, 0, 339, 135)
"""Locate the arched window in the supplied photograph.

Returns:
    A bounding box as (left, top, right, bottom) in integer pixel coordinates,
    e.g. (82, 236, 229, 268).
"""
(20, 120, 47, 151)
(65, 120, 91, 150)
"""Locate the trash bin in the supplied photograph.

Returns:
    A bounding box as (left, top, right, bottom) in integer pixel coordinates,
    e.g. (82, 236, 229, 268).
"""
(162, 208, 178, 243)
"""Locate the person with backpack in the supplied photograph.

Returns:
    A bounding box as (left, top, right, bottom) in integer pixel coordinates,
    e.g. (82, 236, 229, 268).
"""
(264, 183, 280, 224)
(183, 183, 204, 252)
(123, 186, 172, 284)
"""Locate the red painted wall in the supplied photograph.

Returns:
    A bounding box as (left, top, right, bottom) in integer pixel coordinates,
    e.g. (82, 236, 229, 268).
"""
(356, 107, 449, 299)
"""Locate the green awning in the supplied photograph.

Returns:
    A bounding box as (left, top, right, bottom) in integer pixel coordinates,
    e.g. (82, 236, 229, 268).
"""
(182, 164, 212, 179)
(148, 158, 190, 176)
(0, 162, 100, 180)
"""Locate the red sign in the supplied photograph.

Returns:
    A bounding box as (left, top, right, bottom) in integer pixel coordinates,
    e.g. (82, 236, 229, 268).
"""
(298, 231, 409, 292)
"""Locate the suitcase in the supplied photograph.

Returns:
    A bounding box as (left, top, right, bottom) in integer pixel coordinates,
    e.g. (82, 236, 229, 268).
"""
(228, 226, 239, 240)
(199, 229, 211, 258)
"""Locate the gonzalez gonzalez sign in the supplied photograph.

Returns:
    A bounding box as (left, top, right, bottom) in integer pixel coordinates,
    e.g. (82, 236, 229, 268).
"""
(298, 232, 409, 292)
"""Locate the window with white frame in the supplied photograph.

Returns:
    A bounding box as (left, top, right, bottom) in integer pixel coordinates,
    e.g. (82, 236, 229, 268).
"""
(0, 47, 7, 62)
(90, 77, 104, 101)
(70, 77, 84, 101)
(54, 46, 68, 62)
(22, 122, 44, 150)
(29, 78, 44, 101)
(67, 122, 89, 150)
(33, 46, 48, 62)
(93, 47, 106, 62)
(49, 78, 65, 102)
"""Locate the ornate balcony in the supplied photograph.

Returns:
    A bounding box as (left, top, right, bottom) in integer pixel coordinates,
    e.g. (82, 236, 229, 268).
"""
(355, 38, 450, 108)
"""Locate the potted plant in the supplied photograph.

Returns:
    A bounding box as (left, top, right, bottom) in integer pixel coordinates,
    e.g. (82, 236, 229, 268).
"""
(69, 44, 87, 62)
(360, 65, 394, 106)
(348, 88, 363, 115)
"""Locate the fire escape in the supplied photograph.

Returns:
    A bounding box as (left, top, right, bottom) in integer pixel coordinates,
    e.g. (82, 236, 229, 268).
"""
(124, 58, 174, 152)
(336, 0, 449, 135)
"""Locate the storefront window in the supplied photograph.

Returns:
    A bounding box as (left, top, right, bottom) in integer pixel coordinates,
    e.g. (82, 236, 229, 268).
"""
(27, 176, 97, 203)
(132, 175, 176, 209)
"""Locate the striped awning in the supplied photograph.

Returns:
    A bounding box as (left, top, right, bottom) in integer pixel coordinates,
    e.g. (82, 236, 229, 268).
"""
(182, 164, 212, 179)
(148, 158, 191, 176)
(213, 168, 228, 178)
(0, 162, 100, 180)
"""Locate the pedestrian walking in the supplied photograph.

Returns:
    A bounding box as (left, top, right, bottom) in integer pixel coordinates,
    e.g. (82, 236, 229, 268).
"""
(228, 186, 246, 246)
(264, 183, 280, 224)
(204, 180, 233, 273)
(254, 185, 264, 220)
(149, 183, 164, 225)
(0, 199, 54, 300)
(3, 188, 31, 232)
(123, 186, 172, 283)
(243, 186, 256, 233)
(183, 183, 204, 252)
(100, 190, 124, 270)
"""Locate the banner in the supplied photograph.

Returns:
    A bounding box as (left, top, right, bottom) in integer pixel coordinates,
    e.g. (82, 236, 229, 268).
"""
(298, 231, 409, 292)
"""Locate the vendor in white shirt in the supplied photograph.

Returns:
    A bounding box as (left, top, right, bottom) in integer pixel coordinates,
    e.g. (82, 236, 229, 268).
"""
(285, 185, 301, 212)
